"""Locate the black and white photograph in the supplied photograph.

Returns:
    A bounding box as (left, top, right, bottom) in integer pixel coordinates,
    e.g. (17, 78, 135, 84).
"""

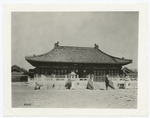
(3, 3, 148, 116)
(11, 11, 138, 108)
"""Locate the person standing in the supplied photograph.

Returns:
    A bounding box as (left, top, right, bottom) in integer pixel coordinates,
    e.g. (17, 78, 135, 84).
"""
(65, 78, 72, 89)
(105, 74, 115, 90)
(105, 74, 109, 90)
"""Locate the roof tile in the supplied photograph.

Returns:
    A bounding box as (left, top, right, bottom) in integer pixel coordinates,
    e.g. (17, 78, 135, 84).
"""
(25, 46, 132, 64)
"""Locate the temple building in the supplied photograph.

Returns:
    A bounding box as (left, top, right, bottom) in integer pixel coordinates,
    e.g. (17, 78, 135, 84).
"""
(25, 42, 132, 82)
(122, 67, 138, 79)
(11, 65, 28, 82)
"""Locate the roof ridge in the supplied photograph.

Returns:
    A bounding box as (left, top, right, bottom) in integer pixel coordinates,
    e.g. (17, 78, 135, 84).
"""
(11, 65, 27, 72)
(97, 49, 132, 61)
(25, 45, 96, 58)
(25, 48, 56, 58)
(56, 46, 94, 49)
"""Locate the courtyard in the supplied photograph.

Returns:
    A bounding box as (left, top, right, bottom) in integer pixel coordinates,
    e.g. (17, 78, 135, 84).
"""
(12, 84, 137, 108)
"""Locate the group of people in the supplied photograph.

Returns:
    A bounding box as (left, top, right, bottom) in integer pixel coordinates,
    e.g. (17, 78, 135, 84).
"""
(64, 74, 115, 90)
(34, 74, 115, 90)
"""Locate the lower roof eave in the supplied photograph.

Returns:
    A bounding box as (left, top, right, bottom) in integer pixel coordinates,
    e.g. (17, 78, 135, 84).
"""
(26, 59, 132, 67)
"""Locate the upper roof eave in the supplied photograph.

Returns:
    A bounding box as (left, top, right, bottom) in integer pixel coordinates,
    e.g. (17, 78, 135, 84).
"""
(26, 58, 132, 65)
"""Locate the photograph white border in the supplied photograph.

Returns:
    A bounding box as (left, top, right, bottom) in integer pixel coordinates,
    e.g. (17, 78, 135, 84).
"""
(3, 4, 148, 116)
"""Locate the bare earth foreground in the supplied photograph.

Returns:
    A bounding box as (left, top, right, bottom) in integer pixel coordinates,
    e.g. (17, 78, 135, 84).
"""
(12, 84, 137, 108)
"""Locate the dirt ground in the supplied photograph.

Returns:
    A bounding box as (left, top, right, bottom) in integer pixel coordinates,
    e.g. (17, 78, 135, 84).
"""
(12, 84, 137, 108)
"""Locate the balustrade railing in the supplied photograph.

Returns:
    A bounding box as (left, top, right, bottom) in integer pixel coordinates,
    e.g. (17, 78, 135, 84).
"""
(33, 74, 137, 82)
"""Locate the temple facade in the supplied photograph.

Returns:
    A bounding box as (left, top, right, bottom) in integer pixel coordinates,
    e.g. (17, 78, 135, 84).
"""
(25, 42, 132, 82)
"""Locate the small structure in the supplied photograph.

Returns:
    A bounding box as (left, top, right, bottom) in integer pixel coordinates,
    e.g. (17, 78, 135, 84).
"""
(122, 67, 138, 79)
(11, 65, 28, 82)
(28, 69, 35, 79)
(70, 72, 77, 79)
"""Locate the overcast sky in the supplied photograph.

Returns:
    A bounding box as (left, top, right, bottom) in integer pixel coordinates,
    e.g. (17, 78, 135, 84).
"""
(11, 12, 138, 70)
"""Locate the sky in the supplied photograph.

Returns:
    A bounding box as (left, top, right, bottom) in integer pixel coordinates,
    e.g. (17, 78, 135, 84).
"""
(11, 12, 138, 70)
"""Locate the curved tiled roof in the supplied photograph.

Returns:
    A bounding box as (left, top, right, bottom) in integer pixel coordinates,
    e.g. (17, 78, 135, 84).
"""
(25, 46, 132, 65)
(11, 65, 28, 73)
